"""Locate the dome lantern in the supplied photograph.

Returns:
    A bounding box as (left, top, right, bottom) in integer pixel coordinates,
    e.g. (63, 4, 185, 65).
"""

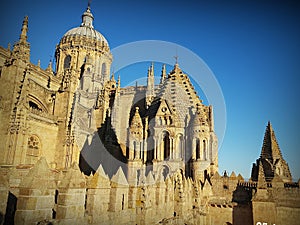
(81, 5, 94, 28)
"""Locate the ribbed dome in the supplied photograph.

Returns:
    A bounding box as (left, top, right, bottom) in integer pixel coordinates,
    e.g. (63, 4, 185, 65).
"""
(64, 27, 108, 43)
(62, 6, 109, 45)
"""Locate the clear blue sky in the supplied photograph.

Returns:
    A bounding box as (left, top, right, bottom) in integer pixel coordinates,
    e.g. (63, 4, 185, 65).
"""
(1, 0, 299, 179)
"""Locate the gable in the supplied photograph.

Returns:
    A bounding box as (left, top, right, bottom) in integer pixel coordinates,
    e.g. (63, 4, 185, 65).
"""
(155, 99, 173, 117)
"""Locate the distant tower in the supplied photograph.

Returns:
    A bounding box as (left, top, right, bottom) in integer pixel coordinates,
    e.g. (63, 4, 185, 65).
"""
(251, 122, 292, 182)
(190, 104, 218, 181)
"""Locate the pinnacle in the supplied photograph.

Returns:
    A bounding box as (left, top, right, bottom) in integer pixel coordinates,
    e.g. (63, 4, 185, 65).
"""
(89, 164, 110, 188)
(111, 167, 128, 187)
(146, 171, 155, 185)
(257, 161, 267, 189)
(97, 164, 108, 178)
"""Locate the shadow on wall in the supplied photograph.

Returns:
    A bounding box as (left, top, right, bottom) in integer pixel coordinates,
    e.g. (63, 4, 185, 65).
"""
(4, 192, 17, 225)
(79, 114, 128, 178)
(232, 185, 253, 225)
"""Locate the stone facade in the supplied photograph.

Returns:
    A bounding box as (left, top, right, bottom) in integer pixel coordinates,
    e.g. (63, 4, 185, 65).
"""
(0, 5, 299, 225)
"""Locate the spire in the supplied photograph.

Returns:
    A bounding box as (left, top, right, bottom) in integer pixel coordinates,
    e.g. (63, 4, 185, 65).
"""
(147, 63, 154, 77)
(260, 121, 283, 162)
(150, 62, 154, 76)
(12, 16, 30, 62)
(146, 63, 155, 108)
(20, 16, 28, 43)
(160, 64, 166, 84)
(81, 3, 94, 28)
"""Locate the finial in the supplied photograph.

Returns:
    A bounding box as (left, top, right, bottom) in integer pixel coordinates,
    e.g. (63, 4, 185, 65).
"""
(46, 60, 53, 73)
(174, 48, 179, 65)
(37, 59, 41, 67)
(81, 1, 94, 28)
(111, 72, 115, 81)
(7, 43, 11, 51)
(174, 55, 178, 64)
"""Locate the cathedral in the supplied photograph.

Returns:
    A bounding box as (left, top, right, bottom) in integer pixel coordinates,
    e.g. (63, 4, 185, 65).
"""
(0, 5, 299, 225)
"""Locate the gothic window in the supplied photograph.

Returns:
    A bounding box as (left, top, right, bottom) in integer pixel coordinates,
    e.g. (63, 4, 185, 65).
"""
(64, 55, 71, 69)
(26, 135, 41, 164)
(29, 101, 41, 111)
(163, 131, 170, 160)
(196, 139, 200, 159)
(27, 135, 40, 156)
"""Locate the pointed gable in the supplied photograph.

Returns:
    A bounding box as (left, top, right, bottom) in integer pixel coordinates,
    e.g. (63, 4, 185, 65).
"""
(156, 99, 173, 117)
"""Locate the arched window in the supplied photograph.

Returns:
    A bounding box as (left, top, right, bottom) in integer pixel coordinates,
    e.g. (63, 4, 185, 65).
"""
(101, 62, 107, 75)
(196, 139, 200, 159)
(203, 140, 207, 160)
(26, 135, 41, 164)
(64, 55, 71, 69)
(163, 131, 170, 160)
